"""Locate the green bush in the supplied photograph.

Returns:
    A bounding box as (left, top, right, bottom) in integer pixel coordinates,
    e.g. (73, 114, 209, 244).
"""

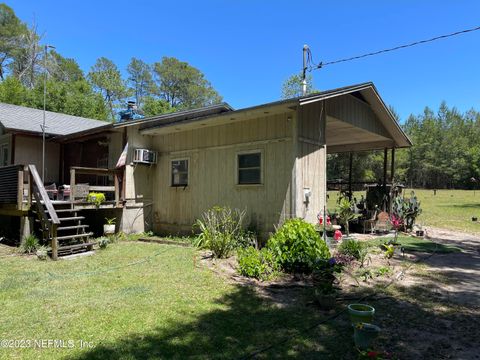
(20, 234, 39, 254)
(87, 192, 106, 207)
(267, 218, 330, 273)
(237, 246, 279, 280)
(36, 246, 49, 260)
(338, 239, 363, 259)
(194, 206, 249, 258)
(97, 237, 109, 249)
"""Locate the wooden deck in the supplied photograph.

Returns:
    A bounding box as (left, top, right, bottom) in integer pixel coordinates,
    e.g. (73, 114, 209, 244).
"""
(0, 164, 124, 260)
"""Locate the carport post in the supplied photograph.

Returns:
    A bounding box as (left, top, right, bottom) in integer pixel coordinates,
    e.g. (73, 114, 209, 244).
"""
(391, 148, 395, 182)
(348, 152, 353, 200)
(383, 148, 388, 188)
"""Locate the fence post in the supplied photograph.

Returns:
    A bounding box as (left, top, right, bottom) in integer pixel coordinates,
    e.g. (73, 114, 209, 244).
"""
(51, 223, 58, 261)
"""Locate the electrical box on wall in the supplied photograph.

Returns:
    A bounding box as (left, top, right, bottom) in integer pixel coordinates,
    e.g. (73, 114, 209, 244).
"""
(133, 149, 157, 164)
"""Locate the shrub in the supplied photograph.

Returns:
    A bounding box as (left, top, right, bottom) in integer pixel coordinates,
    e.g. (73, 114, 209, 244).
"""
(267, 218, 330, 273)
(237, 246, 279, 280)
(87, 192, 106, 207)
(392, 191, 422, 231)
(338, 239, 363, 260)
(97, 237, 109, 249)
(194, 206, 248, 258)
(20, 234, 39, 254)
(36, 246, 49, 260)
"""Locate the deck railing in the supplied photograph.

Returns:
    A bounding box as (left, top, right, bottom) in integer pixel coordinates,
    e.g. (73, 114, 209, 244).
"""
(28, 165, 60, 260)
(0, 165, 29, 211)
(70, 167, 123, 207)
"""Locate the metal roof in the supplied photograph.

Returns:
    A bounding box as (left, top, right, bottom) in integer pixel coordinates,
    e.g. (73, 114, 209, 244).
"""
(114, 103, 233, 129)
(0, 102, 109, 136)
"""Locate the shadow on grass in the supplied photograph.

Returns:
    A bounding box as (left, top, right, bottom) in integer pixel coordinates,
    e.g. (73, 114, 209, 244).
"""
(72, 285, 355, 360)
(362, 268, 480, 359)
(71, 271, 480, 360)
(448, 203, 480, 209)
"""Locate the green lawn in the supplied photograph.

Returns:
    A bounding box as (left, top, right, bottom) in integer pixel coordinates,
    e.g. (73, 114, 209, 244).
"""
(0, 242, 355, 360)
(328, 189, 480, 234)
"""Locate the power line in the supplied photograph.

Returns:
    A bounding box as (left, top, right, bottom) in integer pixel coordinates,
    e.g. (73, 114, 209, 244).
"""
(310, 25, 480, 69)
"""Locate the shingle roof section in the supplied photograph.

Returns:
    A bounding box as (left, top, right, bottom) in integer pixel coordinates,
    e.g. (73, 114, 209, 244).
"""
(0, 102, 108, 136)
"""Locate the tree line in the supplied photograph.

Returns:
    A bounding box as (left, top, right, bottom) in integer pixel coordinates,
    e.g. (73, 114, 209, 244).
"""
(0, 4, 222, 121)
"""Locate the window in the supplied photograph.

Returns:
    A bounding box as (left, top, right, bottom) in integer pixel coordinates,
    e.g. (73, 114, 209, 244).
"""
(237, 152, 261, 185)
(171, 159, 188, 186)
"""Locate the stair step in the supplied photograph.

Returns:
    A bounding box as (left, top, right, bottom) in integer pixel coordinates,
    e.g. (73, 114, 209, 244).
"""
(54, 242, 95, 253)
(57, 225, 89, 231)
(54, 216, 85, 222)
(57, 232, 93, 241)
(54, 209, 77, 213)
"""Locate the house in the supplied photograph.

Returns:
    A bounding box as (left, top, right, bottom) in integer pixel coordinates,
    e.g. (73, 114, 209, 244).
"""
(119, 82, 411, 238)
(0, 82, 411, 257)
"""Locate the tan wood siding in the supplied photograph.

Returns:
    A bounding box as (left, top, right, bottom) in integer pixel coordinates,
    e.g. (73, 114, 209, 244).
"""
(326, 95, 390, 138)
(296, 101, 327, 224)
(148, 113, 293, 238)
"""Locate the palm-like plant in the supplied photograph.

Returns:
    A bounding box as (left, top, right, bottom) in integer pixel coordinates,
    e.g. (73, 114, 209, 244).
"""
(337, 197, 360, 236)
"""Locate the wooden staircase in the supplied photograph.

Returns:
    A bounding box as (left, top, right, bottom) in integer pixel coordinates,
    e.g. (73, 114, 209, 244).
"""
(29, 165, 94, 259)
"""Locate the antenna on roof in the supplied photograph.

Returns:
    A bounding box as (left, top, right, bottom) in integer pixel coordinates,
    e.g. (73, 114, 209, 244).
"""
(302, 44, 309, 96)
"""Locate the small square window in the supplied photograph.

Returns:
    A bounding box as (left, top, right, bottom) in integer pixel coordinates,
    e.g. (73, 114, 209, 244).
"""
(171, 159, 188, 186)
(238, 152, 261, 184)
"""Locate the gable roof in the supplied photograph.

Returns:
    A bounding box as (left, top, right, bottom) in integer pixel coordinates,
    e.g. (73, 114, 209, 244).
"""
(136, 82, 411, 148)
(0, 102, 108, 136)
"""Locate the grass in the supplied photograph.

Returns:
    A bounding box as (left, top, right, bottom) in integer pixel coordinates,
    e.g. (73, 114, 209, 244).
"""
(364, 235, 462, 254)
(0, 241, 356, 359)
(328, 189, 480, 234)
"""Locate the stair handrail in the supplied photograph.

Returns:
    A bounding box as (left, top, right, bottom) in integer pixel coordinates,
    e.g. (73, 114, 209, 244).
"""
(28, 165, 60, 260)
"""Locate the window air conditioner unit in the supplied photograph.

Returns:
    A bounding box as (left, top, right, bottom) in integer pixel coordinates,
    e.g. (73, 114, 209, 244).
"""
(133, 148, 157, 164)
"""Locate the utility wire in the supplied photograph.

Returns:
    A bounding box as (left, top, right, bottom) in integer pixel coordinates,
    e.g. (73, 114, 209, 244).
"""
(312, 25, 480, 69)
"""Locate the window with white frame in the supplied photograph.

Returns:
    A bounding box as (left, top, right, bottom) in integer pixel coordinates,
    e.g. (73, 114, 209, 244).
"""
(171, 159, 188, 186)
(237, 152, 262, 184)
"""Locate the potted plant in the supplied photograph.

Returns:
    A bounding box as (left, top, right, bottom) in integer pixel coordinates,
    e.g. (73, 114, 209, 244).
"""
(104, 217, 116, 235)
(87, 192, 106, 208)
(353, 322, 381, 350)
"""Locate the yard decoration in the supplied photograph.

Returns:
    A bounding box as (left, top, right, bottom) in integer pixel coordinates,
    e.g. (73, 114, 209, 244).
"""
(334, 229, 342, 241)
(353, 322, 381, 350)
(348, 303, 375, 325)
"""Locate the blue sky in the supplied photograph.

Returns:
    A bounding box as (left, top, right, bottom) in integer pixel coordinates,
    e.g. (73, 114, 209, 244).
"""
(11, 0, 480, 121)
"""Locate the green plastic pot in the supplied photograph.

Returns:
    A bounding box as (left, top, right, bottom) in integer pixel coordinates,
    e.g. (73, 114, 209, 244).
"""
(348, 303, 375, 324)
(353, 323, 381, 349)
